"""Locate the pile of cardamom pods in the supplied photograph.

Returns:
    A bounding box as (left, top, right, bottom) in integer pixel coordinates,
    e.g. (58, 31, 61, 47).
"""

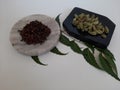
(72, 13, 109, 38)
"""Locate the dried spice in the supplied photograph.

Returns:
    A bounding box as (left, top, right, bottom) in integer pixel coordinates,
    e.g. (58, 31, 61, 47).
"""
(19, 20, 51, 45)
(72, 13, 109, 38)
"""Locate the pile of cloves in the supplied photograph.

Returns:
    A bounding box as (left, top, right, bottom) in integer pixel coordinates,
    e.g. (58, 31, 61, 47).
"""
(19, 20, 51, 45)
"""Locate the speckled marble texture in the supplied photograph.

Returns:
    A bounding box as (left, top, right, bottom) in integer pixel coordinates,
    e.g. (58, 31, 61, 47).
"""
(10, 14, 60, 56)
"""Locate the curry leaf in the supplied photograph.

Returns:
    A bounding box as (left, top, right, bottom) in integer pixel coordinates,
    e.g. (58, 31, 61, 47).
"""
(82, 48, 102, 70)
(59, 34, 70, 46)
(99, 53, 120, 81)
(70, 40, 82, 54)
(31, 56, 47, 66)
(50, 47, 67, 55)
(55, 14, 71, 47)
(84, 42, 95, 53)
(103, 49, 115, 61)
(96, 48, 115, 61)
(55, 14, 61, 27)
(103, 53, 118, 75)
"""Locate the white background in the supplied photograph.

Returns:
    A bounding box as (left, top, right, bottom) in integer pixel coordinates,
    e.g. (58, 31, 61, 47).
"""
(0, 0, 120, 90)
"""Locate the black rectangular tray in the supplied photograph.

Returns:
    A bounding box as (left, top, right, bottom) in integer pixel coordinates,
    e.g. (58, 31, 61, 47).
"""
(63, 7, 115, 48)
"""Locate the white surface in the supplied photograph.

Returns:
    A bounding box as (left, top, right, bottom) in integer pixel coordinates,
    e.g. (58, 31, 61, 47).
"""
(0, 0, 120, 90)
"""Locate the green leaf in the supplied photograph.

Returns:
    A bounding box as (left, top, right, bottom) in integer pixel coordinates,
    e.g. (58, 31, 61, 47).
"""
(103, 53, 118, 75)
(50, 47, 67, 55)
(59, 34, 70, 46)
(82, 48, 102, 70)
(55, 14, 61, 27)
(103, 49, 115, 61)
(84, 42, 95, 53)
(70, 40, 82, 54)
(96, 48, 115, 61)
(31, 56, 47, 66)
(99, 53, 120, 81)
